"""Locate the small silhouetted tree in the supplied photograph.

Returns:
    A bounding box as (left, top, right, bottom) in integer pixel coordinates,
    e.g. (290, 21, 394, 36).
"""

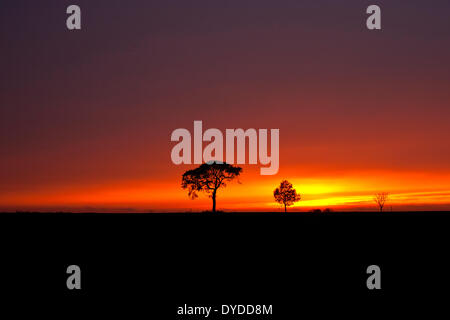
(374, 192, 389, 212)
(273, 180, 301, 212)
(181, 161, 242, 213)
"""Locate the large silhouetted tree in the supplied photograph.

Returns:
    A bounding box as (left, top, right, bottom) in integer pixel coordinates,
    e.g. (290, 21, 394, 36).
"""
(374, 192, 389, 212)
(274, 180, 301, 212)
(181, 161, 242, 212)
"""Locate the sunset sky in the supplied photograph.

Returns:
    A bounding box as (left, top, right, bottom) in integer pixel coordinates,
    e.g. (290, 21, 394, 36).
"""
(1, 0, 450, 212)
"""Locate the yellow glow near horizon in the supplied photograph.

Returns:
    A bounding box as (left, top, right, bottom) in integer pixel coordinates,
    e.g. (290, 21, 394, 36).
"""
(1, 170, 450, 212)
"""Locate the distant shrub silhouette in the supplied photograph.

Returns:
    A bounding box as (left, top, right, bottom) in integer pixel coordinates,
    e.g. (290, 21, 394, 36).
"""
(181, 161, 242, 213)
(273, 180, 301, 212)
(309, 208, 332, 213)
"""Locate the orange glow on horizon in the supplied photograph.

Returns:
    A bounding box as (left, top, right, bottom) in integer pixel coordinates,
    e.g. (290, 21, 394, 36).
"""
(2, 168, 450, 212)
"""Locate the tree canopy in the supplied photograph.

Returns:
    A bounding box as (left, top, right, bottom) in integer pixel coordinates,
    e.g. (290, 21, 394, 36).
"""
(181, 161, 242, 212)
(273, 180, 301, 212)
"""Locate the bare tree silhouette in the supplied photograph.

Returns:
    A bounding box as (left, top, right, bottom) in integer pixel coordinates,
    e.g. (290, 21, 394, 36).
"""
(181, 161, 242, 213)
(374, 192, 389, 212)
(273, 180, 301, 212)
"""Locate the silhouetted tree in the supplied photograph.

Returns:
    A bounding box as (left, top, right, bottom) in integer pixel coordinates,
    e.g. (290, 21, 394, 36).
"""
(273, 180, 301, 212)
(374, 192, 389, 212)
(181, 161, 242, 213)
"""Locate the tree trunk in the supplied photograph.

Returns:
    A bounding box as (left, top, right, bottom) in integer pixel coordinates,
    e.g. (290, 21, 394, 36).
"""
(212, 190, 217, 213)
(284, 204, 287, 213)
